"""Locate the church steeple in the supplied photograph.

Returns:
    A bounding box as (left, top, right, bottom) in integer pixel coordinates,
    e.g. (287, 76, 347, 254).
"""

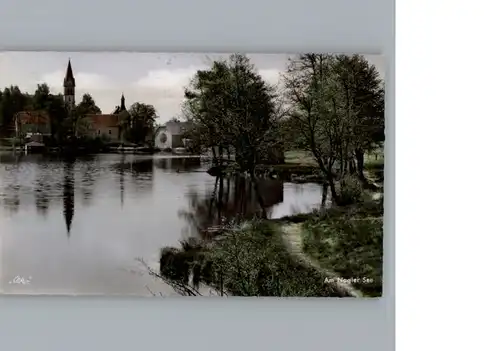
(63, 59, 76, 108)
(120, 93, 126, 111)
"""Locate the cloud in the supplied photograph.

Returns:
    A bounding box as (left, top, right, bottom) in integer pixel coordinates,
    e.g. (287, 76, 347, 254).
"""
(134, 67, 282, 93)
(135, 67, 199, 91)
(39, 71, 116, 93)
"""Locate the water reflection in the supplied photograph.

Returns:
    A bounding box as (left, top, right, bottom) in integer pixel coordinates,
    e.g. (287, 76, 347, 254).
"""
(180, 175, 285, 238)
(34, 170, 51, 217)
(154, 157, 203, 172)
(0, 152, 325, 295)
(62, 160, 75, 236)
(80, 159, 97, 207)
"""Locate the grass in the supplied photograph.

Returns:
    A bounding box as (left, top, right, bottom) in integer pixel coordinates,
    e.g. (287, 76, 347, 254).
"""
(208, 221, 343, 296)
(158, 196, 383, 297)
(301, 204, 383, 297)
(284, 150, 317, 166)
(159, 221, 343, 297)
(0, 137, 23, 147)
(285, 148, 385, 170)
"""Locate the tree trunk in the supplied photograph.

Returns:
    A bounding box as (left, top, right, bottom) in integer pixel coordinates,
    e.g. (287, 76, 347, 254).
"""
(321, 183, 328, 209)
(211, 146, 219, 165)
(250, 168, 267, 219)
(327, 175, 339, 205)
(355, 149, 368, 184)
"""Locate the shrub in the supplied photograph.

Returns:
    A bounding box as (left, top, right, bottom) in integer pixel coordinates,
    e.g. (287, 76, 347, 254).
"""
(159, 221, 341, 297)
(338, 175, 363, 205)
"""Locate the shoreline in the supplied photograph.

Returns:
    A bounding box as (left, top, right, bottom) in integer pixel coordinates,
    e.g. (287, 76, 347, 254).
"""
(158, 198, 383, 297)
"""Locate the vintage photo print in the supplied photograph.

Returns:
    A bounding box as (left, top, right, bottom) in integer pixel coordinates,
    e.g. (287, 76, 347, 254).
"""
(0, 52, 384, 297)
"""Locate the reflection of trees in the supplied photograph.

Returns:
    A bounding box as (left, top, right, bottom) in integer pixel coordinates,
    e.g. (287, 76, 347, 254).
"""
(110, 157, 155, 206)
(34, 175, 51, 217)
(62, 160, 75, 236)
(0, 157, 21, 213)
(118, 155, 125, 208)
(80, 159, 97, 207)
(2, 184, 20, 214)
(154, 157, 202, 172)
(179, 176, 284, 239)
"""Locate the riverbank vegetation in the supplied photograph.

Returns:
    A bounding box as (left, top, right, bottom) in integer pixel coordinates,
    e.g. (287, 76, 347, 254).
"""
(140, 53, 386, 297)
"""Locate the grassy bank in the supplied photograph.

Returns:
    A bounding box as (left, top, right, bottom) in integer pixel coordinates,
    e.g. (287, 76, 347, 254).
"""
(301, 208, 383, 297)
(157, 197, 383, 297)
(207, 148, 384, 185)
(207, 221, 342, 297)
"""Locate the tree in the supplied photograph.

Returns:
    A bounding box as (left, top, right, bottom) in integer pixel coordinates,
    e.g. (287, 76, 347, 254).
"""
(282, 54, 384, 203)
(76, 93, 101, 115)
(0, 86, 31, 136)
(283, 54, 343, 201)
(32, 84, 51, 110)
(330, 55, 384, 184)
(183, 54, 283, 218)
(45, 94, 68, 142)
(184, 54, 281, 170)
(127, 102, 158, 144)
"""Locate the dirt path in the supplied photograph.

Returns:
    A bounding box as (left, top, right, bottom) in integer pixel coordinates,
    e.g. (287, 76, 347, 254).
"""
(281, 223, 364, 298)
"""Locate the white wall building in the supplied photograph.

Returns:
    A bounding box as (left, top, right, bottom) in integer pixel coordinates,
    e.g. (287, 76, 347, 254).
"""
(154, 121, 191, 150)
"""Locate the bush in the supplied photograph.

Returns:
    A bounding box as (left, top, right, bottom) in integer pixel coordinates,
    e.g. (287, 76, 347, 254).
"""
(338, 175, 363, 205)
(159, 221, 341, 297)
(1, 137, 23, 146)
(205, 221, 340, 296)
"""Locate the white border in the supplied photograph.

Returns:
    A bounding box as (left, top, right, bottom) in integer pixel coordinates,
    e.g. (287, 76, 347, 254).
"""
(398, 0, 500, 350)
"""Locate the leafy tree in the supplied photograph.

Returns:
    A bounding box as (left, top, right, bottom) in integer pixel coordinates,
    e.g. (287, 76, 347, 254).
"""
(32, 83, 51, 110)
(282, 54, 384, 202)
(283, 54, 343, 201)
(0, 90, 3, 128)
(76, 93, 101, 115)
(330, 54, 384, 183)
(45, 94, 68, 141)
(183, 54, 282, 171)
(126, 102, 158, 144)
(0, 86, 31, 134)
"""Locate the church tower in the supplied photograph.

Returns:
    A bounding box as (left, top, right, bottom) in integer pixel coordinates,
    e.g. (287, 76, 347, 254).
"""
(63, 60, 76, 108)
(120, 93, 126, 111)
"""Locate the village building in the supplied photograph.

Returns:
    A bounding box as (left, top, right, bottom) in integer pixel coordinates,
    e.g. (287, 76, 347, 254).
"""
(13, 59, 197, 149)
(15, 60, 128, 143)
(154, 120, 192, 150)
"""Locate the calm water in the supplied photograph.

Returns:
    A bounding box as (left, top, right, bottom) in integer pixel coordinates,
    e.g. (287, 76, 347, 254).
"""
(0, 152, 324, 296)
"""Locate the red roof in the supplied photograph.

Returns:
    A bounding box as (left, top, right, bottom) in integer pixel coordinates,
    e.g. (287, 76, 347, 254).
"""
(15, 111, 50, 125)
(84, 114, 123, 128)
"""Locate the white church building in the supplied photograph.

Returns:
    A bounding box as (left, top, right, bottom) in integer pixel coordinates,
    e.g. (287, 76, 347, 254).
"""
(154, 120, 191, 150)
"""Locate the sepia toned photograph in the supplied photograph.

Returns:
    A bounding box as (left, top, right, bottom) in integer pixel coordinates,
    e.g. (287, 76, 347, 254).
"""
(0, 52, 384, 297)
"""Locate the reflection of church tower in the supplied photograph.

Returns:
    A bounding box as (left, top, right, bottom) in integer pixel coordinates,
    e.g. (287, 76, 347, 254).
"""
(63, 59, 76, 108)
(119, 155, 125, 208)
(63, 161, 75, 236)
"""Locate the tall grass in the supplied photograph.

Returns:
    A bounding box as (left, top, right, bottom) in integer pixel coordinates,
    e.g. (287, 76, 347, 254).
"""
(302, 206, 383, 297)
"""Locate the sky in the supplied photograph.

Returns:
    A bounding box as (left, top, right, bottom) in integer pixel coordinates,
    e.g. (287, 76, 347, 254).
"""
(0, 52, 384, 124)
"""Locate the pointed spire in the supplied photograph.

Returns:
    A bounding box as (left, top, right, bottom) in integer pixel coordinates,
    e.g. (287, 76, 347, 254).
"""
(120, 93, 126, 111)
(64, 59, 75, 86)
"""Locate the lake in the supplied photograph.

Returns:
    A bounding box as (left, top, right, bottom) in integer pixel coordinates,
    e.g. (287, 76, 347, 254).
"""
(0, 152, 324, 296)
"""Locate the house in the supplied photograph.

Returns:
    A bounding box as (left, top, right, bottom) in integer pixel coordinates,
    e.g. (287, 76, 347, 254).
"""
(154, 120, 191, 150)
(14, 111, 52, 138)
(80, 113, 125, 142)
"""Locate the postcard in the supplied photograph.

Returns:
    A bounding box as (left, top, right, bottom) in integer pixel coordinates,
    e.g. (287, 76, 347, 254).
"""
(0, 52, 384, 297)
